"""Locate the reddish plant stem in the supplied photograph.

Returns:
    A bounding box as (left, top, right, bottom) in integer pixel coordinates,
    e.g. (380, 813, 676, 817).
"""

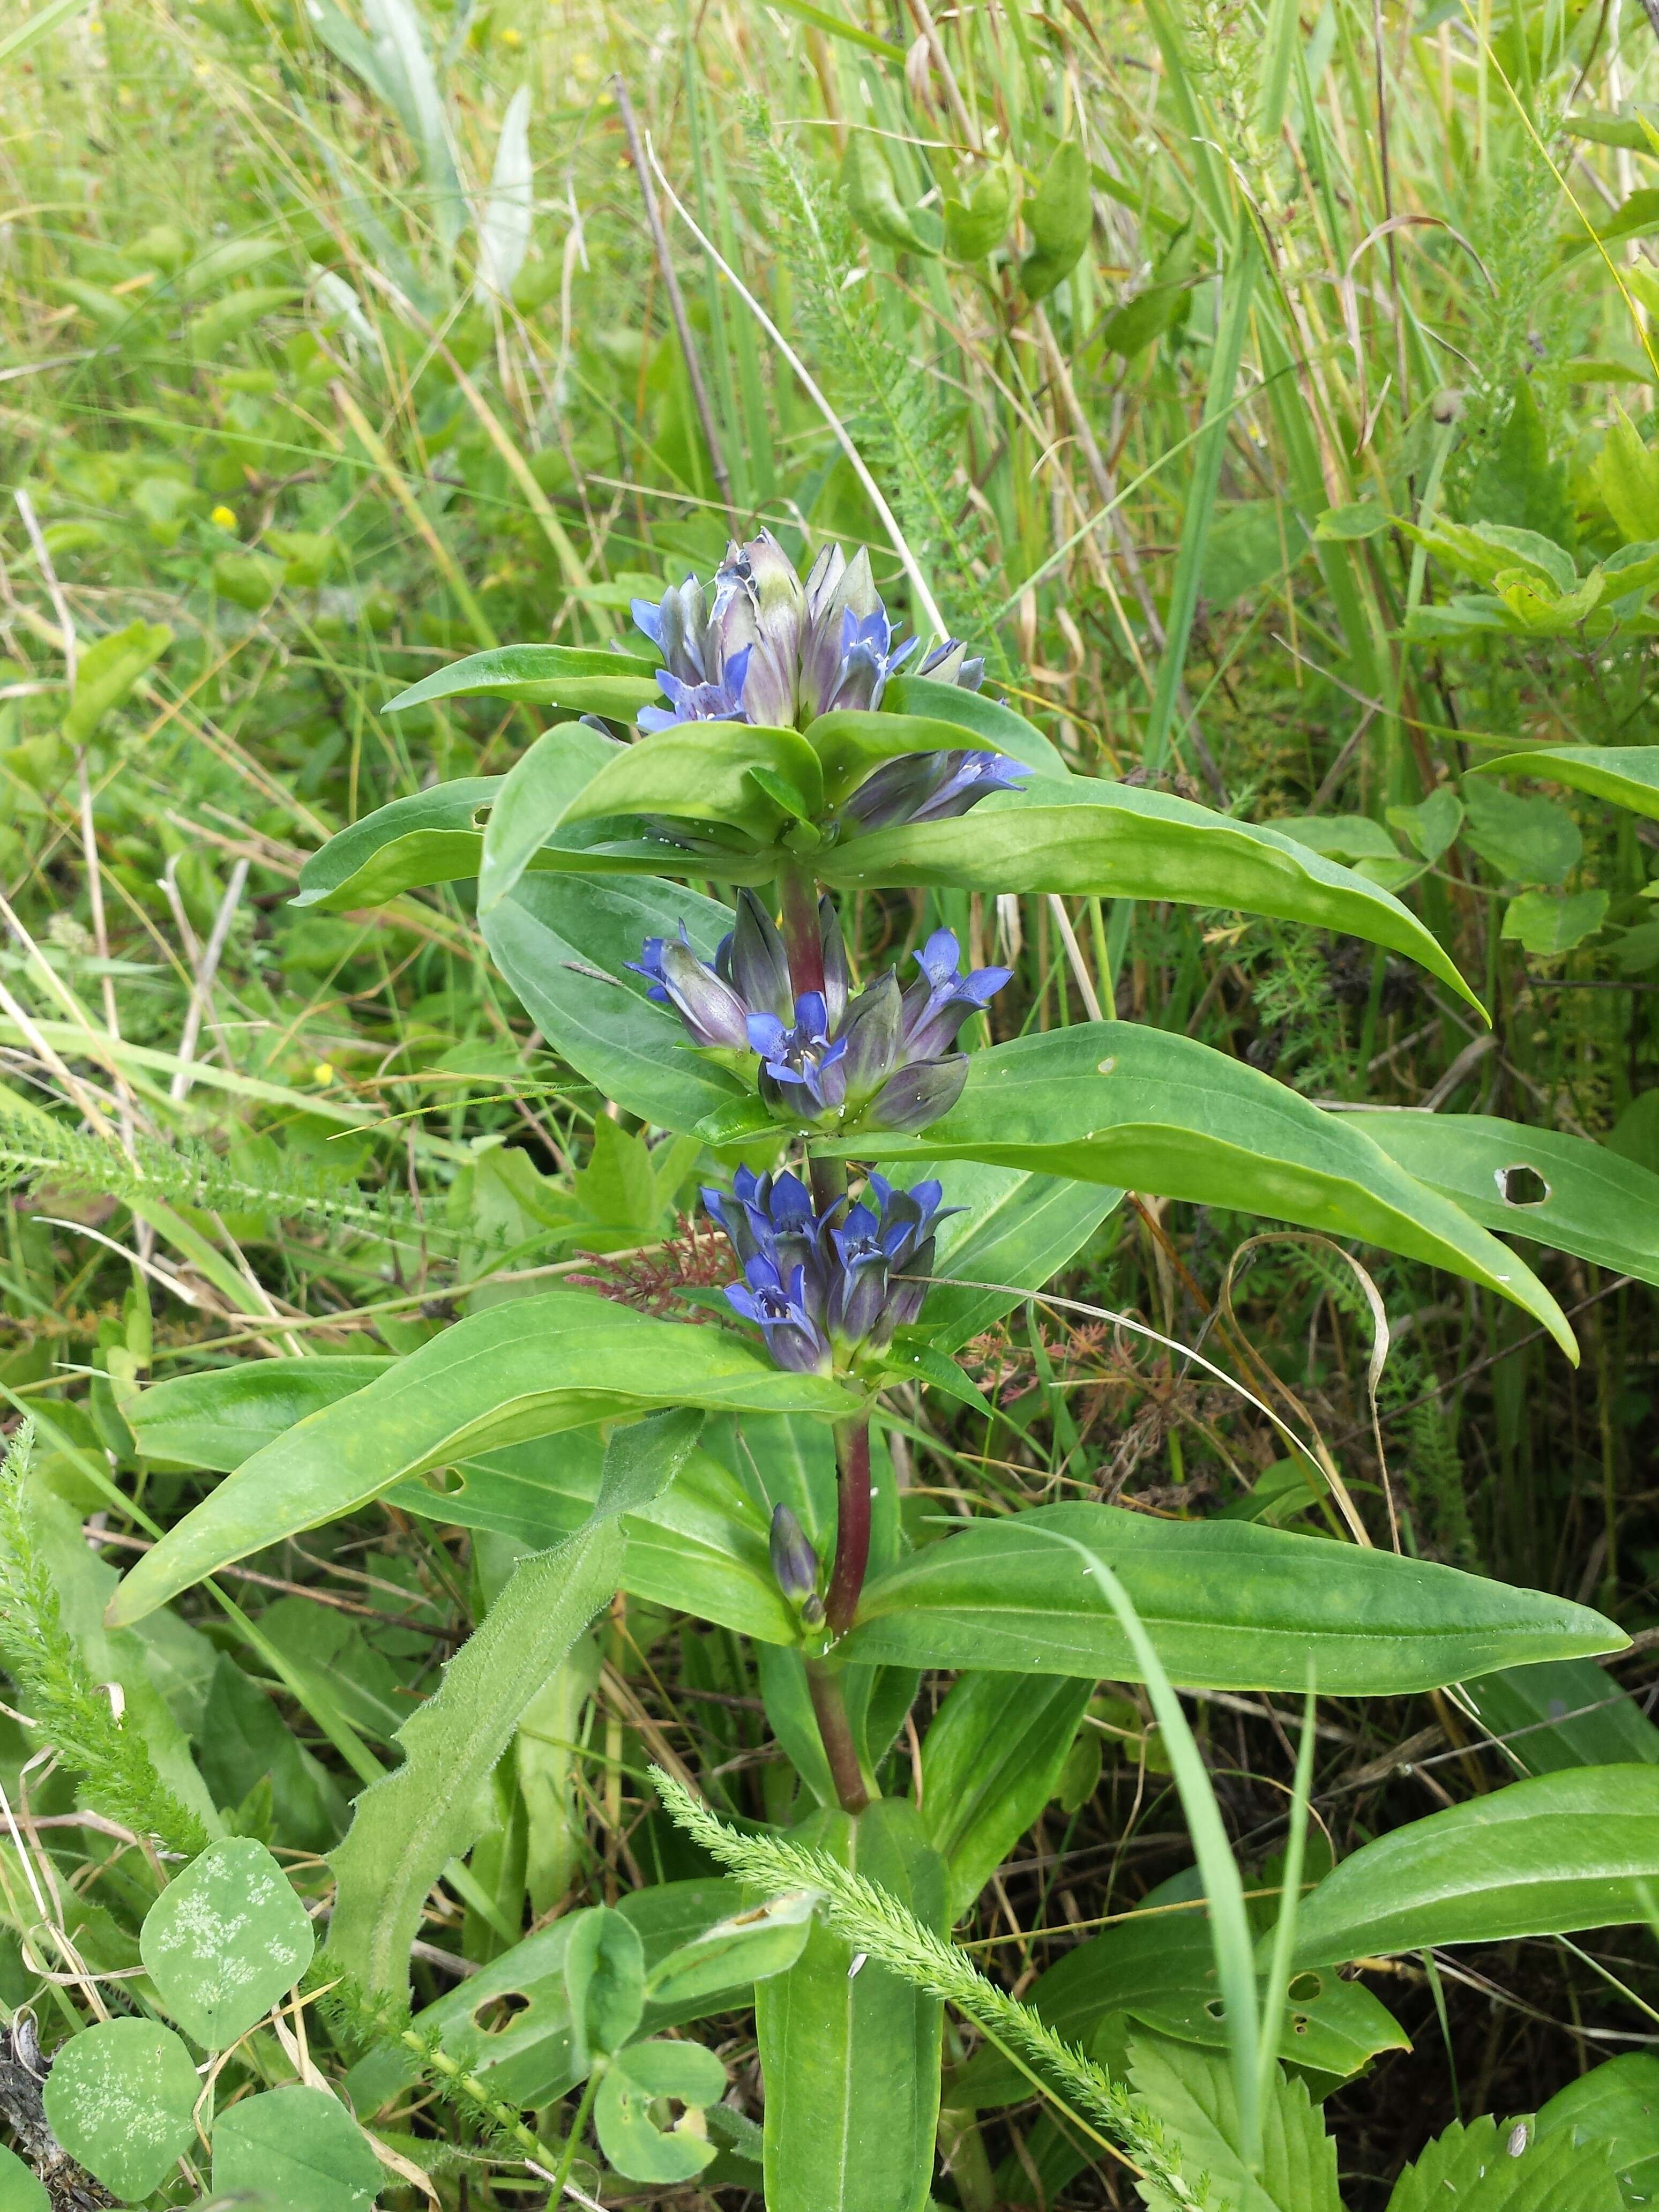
(776, 861, 825, 1002)
(825, 1414, 872, 1636)
(805, 1657, 870, 1813)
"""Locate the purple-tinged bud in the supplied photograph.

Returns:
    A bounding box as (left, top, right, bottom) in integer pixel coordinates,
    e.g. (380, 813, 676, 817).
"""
(638, 929, 753, 1048)
(863, 1053, 970, 1134)
(841, 747, 1030, 832)
(726, 888, 795, 1022)
(835, 973, 903, 1103)
(770, 1504, 824, 1623)
(917, 638, 987, 691)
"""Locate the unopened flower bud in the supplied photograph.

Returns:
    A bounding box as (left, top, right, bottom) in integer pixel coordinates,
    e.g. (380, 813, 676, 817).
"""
(770, 1504, 822, 1617)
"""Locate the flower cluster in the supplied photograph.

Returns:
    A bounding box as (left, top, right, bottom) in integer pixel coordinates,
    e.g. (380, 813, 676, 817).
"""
(632, 895, 1009, 1138)
(704, 1166, 956, 1375)
(632, 531, 983, 734)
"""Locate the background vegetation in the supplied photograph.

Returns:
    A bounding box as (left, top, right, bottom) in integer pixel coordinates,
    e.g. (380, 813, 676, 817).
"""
(1, 0, 1657, 2201)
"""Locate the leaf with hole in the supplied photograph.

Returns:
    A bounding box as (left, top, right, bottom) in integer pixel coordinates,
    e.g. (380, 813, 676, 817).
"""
(1287, 1766, 1659, 1967)
(140, 1835, 315, 2047)
(41, 2020, 199, 2203)
(1357, 1110, 1659, 1290)
(843, 1501, 1623, 1692)
(822, 782, 1482, 1007)
(595, 2038, 727, 2185)
(825, 1023, 1573, 1350)
(108, 1291, 854, 1627)
(211, 2086, 382, 2210)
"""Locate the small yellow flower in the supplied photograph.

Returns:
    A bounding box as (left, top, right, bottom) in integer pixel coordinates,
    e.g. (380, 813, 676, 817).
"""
(210, 505, 237, 530)
(499, 23, 522, 42)
(312, 1062, 335, 1086)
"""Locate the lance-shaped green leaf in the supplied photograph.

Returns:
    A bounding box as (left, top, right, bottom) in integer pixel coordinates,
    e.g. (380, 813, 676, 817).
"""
(481, 872, 747, 1130)
(383, 643, 662, 720)
(294, 727, 624, 912)
(826, 1023, 1571, 1350)
(1357, 1110, 1659, 1290)
(842, 1502, 1623, 1692)
(107, 1291, 856, 1626)
(819, 781, 1482, 1008)
(1287, 1766, 1659, 1968)
(756, 1798, 946, 2212)
(1473, 745, 1659, 823)
(920, 1160, 1122, 1351)
(131, 1355, 390, 1469)
(556, 721, 825, 841)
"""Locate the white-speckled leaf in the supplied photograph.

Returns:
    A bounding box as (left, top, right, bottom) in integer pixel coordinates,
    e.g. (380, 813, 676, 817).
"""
(140, 1836, 316, 2048)
(41, 2020, 199, 2201)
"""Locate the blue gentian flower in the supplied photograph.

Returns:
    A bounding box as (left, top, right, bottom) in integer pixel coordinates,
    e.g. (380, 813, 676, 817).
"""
(900, 929, 1015, 1062)
(704, 1167, 959, 1372)
(746, 991, 850, 1111)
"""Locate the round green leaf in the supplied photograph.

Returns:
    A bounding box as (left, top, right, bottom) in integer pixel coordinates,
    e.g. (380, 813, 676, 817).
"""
(0, 2142, 48, 2211)
(141, 1836, 316, 2047)
(595, 2038, 726, 2185)
(565, 1905, 645, 2062)
(42, 2019, 199, 2202)
(211, 2085, 382, 2210)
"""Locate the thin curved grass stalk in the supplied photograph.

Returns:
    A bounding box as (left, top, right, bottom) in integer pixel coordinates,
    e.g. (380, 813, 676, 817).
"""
(653, 1768, 1213, 2210)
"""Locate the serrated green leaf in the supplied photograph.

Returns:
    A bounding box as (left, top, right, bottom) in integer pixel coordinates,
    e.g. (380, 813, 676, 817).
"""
(1538, 2054, 1659, 2208)
(1128, 2032, 1341, 2212)
(1386, 2114, 1623, 2212)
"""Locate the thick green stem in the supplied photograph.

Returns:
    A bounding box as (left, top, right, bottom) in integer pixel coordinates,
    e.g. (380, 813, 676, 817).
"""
(826, 1414, 872, 1636)
(805, 1655, 870, 1813)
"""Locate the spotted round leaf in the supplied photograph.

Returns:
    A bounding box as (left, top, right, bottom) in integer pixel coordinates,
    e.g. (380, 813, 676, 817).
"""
(140, 1836, 316, 2047)
(41, 2020, 199, 2202)
(211, 2086, 383, 2210)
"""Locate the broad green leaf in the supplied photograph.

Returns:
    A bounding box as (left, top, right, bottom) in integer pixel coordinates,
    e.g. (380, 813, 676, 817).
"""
(108, 1293, 853, 1626)
(1474, 745, 1659, 824)
(132, 1379, 799, 1645)
(1461, 775, 1582, 886)
(477, 724, 622, 913)
(1501, 888, 1609, 955)
(955, 1899, 1406, 2107)
(140, 1835, 315, 2047)
(343, 1881, 750, 2114)
(1389, 788, 1464, 863)
(596, 2038, 726, 2184)
(1357, 1110, 1659, 1290)
(565, 1904, 645, 2064)
(481, 872, 746, 1130)
(920, 1672, 1093, 1917)
(211, 2086, 382, 2211)
(383, 643, 662, 720)
(556, 722, 825, 840)
(820, 781, 1483, 1010)
(1129, 2034, 1341, 2212)
(292, 776, 499, 911)
(1597, 406, 1659, 541)
(918, 1161, 1122, 1351)
(877, 672, 1072, 779)
(1403, 518, 1577, 593)
(843, 1502, 1623, 1692)
(645, 1890, 816, 2006)
(830, 1024, 1573, 1351)
(756, 1798, 945, 2212)
(1387, 2114, 1623, 2212)
(1539, 2054, 1659, 2208)
(327, 1519, 622, 1992)
(41, 2020, 199, 2202)
(1288, 1766, 1659, 1967)
(61, 618, 171, 744)
(1463, 1657, 1659, 1778)
(0, 2144, 47, 2211)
